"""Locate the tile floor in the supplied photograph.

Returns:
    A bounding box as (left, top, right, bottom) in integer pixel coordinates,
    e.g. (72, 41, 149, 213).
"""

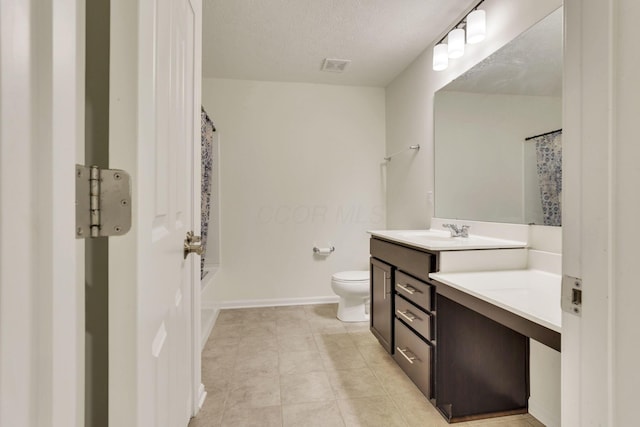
(189, 304, 545, 427)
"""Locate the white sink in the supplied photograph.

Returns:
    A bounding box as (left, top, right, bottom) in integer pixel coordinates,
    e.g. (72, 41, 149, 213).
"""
(368, 229, 527, 251)
(396, 231, 456, 242)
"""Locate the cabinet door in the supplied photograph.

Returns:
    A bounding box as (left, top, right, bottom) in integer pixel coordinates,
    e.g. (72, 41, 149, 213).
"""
(435, 295, 529, 421)
(370, 258, 393, 353)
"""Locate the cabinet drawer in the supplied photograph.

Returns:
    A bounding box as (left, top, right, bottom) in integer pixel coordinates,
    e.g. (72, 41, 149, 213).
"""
(395, 271, 433, 312)
(394, 318, 432, 399)
(370, 238, 433, 281)
(395, 295, 432, 341)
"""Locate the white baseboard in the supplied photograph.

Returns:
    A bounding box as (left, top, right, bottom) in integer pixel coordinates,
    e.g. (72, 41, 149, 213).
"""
(529, 396, 560, 427)
(215, 295, 339, 309)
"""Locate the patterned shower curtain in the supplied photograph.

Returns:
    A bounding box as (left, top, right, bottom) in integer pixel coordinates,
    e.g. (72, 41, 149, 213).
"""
(533, 131, 562, 226)
(201, 107, 215, 278)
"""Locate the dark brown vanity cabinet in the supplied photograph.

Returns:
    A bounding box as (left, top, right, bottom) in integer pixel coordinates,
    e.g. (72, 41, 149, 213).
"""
(370, 236, 530, 423)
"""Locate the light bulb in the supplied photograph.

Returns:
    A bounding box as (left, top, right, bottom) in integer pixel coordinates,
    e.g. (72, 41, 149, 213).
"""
(466, 9, 486, 44)
(447, 28, 465, 58)
(432, 43, 449, 71)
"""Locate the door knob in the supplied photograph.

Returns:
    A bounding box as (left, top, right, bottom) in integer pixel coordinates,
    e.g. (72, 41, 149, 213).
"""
(184, 231, 203, 259)
(185, 231, 201, 243)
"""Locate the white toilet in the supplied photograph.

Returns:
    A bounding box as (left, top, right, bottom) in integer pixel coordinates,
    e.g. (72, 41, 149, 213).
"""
(331, 270, 370, 322)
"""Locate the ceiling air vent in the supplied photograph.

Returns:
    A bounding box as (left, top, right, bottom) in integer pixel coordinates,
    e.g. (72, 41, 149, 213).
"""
(321, 58, 351, 73)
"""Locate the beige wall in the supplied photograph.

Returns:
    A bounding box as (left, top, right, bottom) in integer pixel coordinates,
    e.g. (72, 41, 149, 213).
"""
(202, 79, 385, 304)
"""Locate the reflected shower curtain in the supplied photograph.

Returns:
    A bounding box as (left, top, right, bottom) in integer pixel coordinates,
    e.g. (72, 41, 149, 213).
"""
(533, 131, 562, 226)
(201, 107, 215, 278)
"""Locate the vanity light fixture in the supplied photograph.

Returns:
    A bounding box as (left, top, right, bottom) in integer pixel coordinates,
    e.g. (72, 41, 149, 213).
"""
(432, 0, 486, 71)
(466, 9, 486, 44)
(432, 43, 449, 71)
(447, 28, 465, 58)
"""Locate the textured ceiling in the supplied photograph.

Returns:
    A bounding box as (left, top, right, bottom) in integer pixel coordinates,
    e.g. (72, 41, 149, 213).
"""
(442, 7, 563, 96)
(202, 0, 476, 87)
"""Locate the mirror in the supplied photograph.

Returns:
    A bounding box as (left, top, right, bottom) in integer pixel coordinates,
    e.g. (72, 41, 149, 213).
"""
(434, 8, 563, 226)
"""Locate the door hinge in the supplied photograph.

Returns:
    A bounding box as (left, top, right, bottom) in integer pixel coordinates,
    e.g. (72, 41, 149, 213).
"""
(76, 164, 132, 238)
(561, 274, 582, 317)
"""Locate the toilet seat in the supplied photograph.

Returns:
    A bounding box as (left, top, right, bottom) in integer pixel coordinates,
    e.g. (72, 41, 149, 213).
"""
(331, 270, 369, 283)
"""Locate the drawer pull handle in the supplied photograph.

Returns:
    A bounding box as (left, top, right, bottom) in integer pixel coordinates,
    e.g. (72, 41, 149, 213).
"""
(396, 347, 418, 364)
(397, 283, 422, 295)
(397, 309, 419, 323)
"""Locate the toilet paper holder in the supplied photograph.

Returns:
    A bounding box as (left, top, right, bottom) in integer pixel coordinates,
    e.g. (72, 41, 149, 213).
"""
(313, 246, 335, 255)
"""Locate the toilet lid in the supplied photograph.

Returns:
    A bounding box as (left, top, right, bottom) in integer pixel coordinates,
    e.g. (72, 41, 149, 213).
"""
(332, 270, 369, 282)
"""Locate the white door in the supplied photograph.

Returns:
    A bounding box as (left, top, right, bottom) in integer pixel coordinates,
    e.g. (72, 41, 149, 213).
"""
(109, 0, 202, 426)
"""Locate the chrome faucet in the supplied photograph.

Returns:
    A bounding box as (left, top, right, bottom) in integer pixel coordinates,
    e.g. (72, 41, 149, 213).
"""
(443, 224, 470, 238)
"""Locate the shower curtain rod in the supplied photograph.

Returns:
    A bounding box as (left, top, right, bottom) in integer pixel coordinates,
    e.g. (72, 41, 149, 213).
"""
(525, 128, 562, 141)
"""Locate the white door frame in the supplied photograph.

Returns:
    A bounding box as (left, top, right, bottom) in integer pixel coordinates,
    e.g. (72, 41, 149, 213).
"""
(563, 0, 640, 425)
(561, 2, 584, 425)
(0, 0, 84, 426)
(564, 0, 611, 425)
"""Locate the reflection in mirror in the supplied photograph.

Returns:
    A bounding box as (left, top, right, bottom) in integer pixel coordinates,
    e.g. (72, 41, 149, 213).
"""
(434, 7, 563, 226)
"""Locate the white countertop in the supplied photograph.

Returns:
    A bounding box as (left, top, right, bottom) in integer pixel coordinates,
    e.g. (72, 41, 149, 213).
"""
(368, 229, 527, 251)
(429, 269, 562, 333)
